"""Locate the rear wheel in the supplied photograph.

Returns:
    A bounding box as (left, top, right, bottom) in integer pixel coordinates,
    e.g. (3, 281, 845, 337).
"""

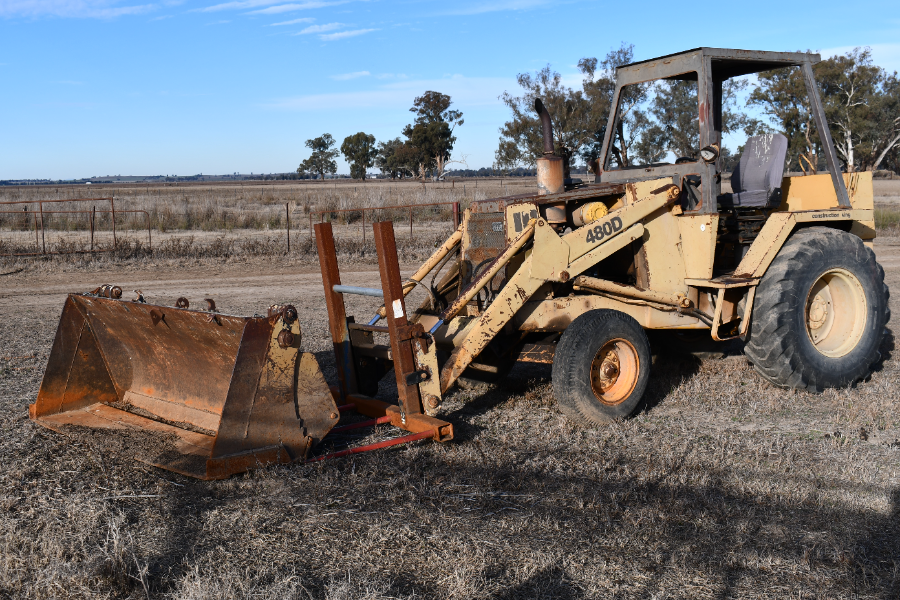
(744, 227, 889, 391)
(552, 310, 651, 425)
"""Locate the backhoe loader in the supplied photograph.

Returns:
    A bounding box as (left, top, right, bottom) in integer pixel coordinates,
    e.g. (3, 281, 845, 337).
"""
(30, 48, 889, 479)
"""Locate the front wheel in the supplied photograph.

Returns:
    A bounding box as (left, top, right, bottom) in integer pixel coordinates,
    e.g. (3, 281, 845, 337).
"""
(744, 227, 889, 391)
(552, 310, 651, 425)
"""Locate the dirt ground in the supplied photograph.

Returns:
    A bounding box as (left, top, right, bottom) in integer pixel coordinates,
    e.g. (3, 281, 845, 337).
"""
(1, 239, 900, 599)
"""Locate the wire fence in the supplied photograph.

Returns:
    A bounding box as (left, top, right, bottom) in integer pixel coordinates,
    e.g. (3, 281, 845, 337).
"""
(0, 198, 152, 257)
(0, 196, 461, 257)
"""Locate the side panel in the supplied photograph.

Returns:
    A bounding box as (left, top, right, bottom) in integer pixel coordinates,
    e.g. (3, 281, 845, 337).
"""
(777, 172, 873, 215)
(677, 214, 719, 280)
(639, 206, 688, 295)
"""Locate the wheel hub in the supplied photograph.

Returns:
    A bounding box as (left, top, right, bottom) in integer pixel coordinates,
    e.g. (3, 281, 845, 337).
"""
(807, 294, 828, 330)
(598, 352, 620, 388)
(804, 268, 867, 357)
(590, 339, 639, 406)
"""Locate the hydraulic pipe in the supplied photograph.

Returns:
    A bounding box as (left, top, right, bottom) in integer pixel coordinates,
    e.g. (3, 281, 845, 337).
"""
(572, 275, 689, 307)
(429, 220, 536, 334)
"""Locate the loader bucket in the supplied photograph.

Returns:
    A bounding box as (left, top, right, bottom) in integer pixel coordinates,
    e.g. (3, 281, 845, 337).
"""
(29, 293, 339, 480)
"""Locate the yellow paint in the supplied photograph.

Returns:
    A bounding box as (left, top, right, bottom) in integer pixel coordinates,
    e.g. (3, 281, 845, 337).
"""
(777, 172, 874, 212)
(677, 214, 719, 280)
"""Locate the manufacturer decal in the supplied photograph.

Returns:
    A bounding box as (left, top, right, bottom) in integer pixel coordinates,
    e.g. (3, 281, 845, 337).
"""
(584, 216, 624, 244)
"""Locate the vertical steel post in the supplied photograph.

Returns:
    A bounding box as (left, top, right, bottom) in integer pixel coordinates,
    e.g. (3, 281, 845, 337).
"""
(373, 221, 423, 421)
(110, 197, 117, 247)
(147, 213, 152, 252)
(315, 222, 358, 400)
(90, 206, 95, 250)
(285, 203, 290, 252)
(409, 207, 413, 239)
(39, 201, 45, 254)
(362, 208, 366, 242)
(452, 201, 460, 229)
(34, 213, 39, 250)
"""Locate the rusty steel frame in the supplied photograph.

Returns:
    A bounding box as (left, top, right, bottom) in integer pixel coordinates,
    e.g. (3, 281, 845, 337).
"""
(373, 221, 425, 422)
(314, 221, 454, 444)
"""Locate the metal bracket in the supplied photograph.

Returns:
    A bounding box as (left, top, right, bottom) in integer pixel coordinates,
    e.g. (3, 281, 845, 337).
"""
(405, 369, 431, 386)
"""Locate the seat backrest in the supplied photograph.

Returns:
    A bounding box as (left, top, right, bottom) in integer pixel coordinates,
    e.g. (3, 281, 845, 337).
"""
(731, 133, 788, 198)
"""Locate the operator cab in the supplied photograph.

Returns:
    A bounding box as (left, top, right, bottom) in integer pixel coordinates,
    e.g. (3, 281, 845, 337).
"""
(595, 47, 852, 216)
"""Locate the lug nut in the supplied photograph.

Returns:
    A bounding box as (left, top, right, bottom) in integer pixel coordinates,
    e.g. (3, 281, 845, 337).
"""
(425, 395, 440, 409)
(283, 305, 298, 323)
(277, 329, 295, 349)
(176, 297, 189, 309)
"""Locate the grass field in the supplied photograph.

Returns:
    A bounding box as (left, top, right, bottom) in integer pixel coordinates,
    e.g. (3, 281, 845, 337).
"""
(0, 179, 898, 598)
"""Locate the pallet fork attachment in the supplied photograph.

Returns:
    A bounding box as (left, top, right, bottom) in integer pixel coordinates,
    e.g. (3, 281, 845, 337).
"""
(315, 221, 454, 446)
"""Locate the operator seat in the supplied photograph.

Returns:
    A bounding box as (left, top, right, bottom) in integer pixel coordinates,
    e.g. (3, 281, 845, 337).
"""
(718, 133, 789, 208)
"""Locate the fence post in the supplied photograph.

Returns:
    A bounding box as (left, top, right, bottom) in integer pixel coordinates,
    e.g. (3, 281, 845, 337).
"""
(34, 213, 39, 250)
(285, 203, 290, 252)
(362, 208, 366, 242)
(409, 206, 413, 240)
(452, 201, 460, 229)
(147, 212, 152, 252)
(309, 212, 313, 240)
(39, 201, 45, 254)
(110, 197, 117, 247)
(90, 206, 95, 250)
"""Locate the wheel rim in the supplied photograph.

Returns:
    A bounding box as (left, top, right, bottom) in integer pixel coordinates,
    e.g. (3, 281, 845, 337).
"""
(804, 268, 868, 358)
(590, 338, 640, 405)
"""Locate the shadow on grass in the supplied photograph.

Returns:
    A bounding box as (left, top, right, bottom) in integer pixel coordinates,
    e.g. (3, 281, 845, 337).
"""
(132, 445, 900, 599)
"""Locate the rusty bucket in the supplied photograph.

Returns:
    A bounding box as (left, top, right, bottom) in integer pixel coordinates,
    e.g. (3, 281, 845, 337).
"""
(29, 292, 338, 480)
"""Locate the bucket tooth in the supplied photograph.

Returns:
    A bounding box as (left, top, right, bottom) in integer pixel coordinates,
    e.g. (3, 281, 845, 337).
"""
(30, 293, 338, 480)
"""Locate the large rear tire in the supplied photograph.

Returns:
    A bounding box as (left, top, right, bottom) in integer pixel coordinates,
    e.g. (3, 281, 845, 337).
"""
(552, 310, 651, 425)
(744, 227, 889, 392)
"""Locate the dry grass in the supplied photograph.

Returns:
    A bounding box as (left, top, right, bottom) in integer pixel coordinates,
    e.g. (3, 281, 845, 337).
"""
(2, 180, 899, 598)
(0, 179, 525, 268)
(1, 251, 898, 599)
(0, 179, 531, 233)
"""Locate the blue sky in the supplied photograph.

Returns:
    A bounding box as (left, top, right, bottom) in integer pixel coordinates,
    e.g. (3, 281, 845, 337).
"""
(2, 0, 899, 179)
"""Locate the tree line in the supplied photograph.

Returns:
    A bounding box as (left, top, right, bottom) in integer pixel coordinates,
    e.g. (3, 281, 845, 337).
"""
(297, 91, 465, 181)
(495, 44, 900, 175)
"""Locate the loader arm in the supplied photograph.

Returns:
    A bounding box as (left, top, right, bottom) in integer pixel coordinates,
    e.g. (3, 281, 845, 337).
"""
(439, 187, 674, 393)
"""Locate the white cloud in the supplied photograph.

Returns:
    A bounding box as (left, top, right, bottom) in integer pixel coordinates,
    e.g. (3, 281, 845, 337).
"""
(0, 0, 157, 18)
(249, 3, 320, 14)
(319, 27, 374, 40)
(270, 16, 313, 24)
(444, 0, 552, 16)
(150, 13, 172, 19)
(331, 70, 370, 80)
(198, 0, 336, 12)
(295, 21, 342, 33)
(263, 74, 515, 111)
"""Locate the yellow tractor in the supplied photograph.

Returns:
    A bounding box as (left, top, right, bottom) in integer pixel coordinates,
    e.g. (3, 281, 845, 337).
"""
(30, 48, 889, 478)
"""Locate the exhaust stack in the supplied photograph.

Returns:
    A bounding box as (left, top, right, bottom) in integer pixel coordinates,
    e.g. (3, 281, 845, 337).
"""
(534, 98, 564, 195)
